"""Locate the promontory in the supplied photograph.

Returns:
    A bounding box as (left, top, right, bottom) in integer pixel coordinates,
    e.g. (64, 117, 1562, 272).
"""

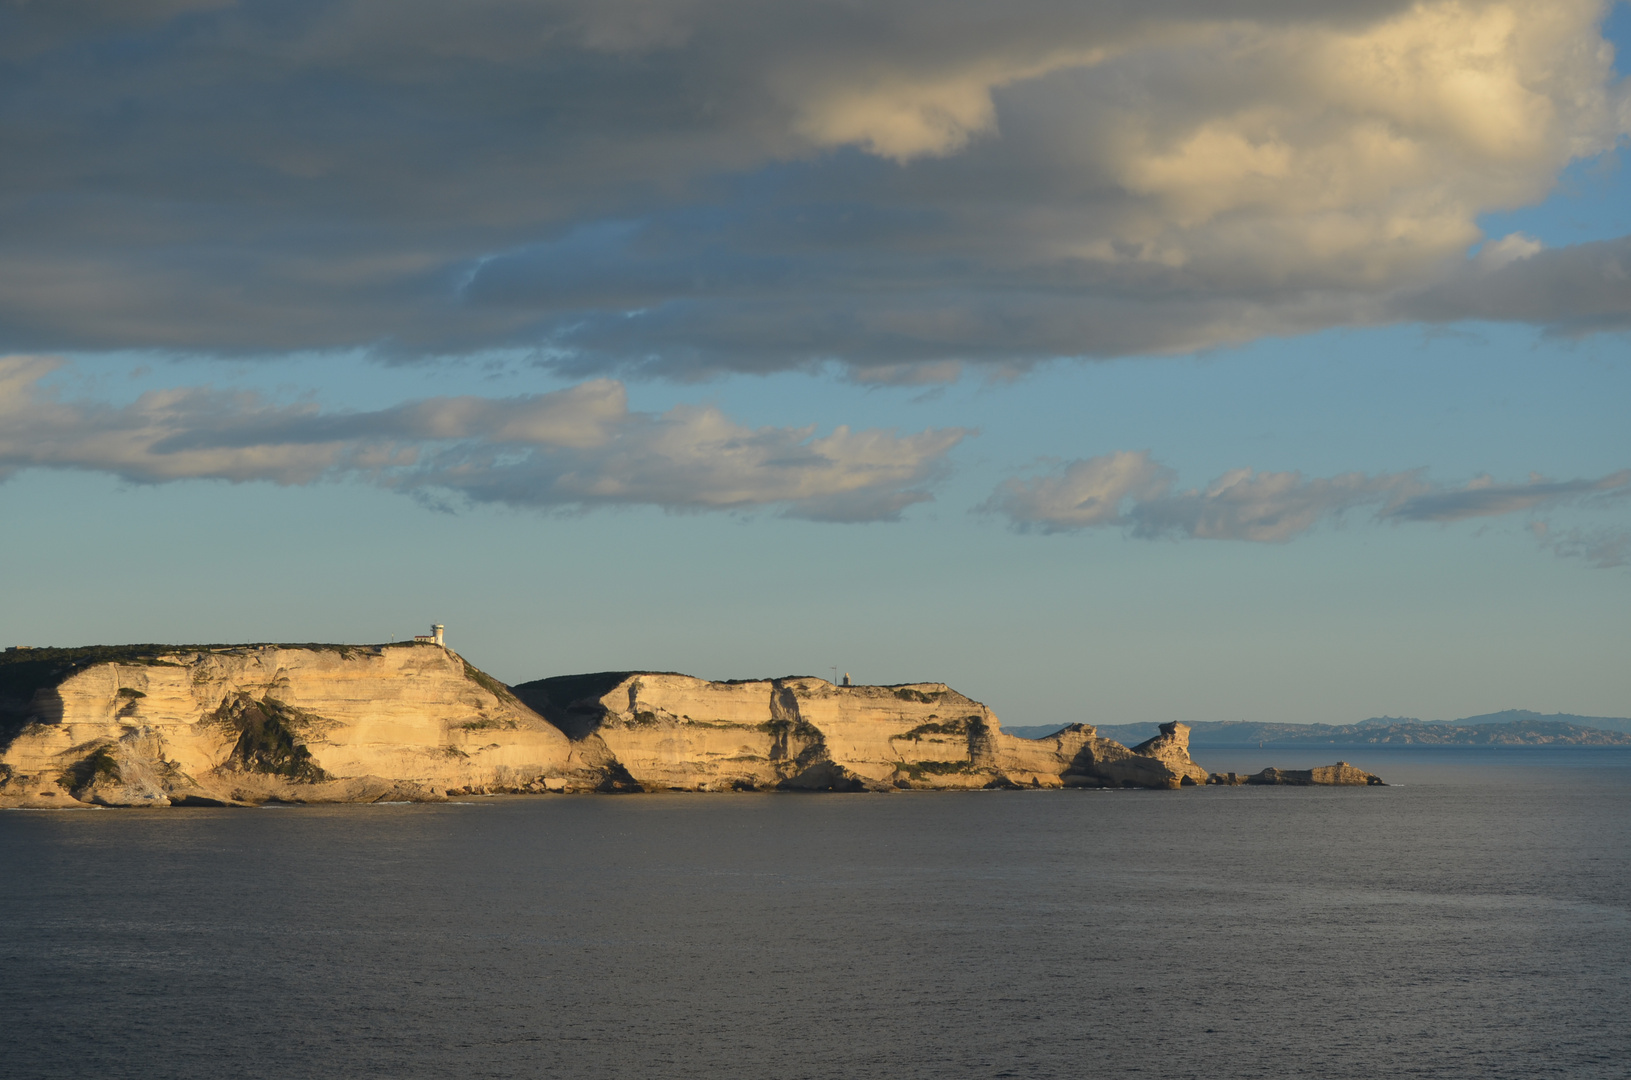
(0, 641, 1380, 807)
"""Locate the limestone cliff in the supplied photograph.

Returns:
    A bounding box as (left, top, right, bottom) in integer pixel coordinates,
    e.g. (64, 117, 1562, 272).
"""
(512, 673, 1212, 792)
(0, 643, 605, 807)
(0, 649, 1217, 806)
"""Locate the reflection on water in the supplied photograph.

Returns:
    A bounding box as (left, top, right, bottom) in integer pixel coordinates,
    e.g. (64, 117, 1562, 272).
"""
(2, 749, 1627, 1079)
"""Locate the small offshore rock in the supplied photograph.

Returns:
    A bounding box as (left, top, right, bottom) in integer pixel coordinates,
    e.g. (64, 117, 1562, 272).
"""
(1210, 761, 1385, 786)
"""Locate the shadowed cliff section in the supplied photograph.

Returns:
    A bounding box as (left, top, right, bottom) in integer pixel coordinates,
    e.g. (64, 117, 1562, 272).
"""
(512, 671, 686, 739)
(1, 645, 195, 749)
(0, 643, 444, 750)
(212, 694, 330, 783)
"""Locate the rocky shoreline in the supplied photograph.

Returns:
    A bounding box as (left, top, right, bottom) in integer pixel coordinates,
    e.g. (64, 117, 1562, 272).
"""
(0, 643, 1381, 807)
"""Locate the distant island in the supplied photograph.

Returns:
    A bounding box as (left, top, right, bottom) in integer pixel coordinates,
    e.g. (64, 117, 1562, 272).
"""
(0, 638, 1381, 807)
(1007, 712, 1631, 746)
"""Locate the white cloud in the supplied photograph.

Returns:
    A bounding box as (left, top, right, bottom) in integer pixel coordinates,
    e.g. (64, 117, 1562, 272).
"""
(980, 452, 1173, 531)
(1474, 232, 1544, 271)
(780, 44, 1110, 161)
(412, 405, 968, 522)
(986, 450, 1631, 546)
(0, 356, 968, 520)
(1129, 468, 1414, 542)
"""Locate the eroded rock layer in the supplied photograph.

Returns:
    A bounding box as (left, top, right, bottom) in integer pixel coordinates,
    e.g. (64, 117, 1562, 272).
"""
(512, 672, 1213, 792)
(0, 644, 604, 806)
(0, 652, 1216, 805)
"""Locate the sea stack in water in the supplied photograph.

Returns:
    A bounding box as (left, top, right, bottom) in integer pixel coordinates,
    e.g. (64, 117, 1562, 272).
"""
(1207, 762, 1386, 786)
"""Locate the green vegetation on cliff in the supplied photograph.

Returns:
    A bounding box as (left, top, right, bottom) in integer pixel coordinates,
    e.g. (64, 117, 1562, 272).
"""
(211, 694, 329, 782)
(58, 743, 120, 795)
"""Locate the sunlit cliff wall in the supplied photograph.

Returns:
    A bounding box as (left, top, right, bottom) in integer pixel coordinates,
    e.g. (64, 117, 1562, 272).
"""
(0, 653, 1209, 806)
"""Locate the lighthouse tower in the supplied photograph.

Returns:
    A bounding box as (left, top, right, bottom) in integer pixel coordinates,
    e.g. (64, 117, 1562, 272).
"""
(414, 623, 447, 647)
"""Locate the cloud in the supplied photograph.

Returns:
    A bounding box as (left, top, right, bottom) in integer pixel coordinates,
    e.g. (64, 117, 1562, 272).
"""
(1127, 469, 1414, 542)
(0, 0, 1624, 373)
(1401, 234, 1631, 334)
(980, 452, 1174, 531)
(0, 356, 968, 520)
(985, 450, 1631, 544)
(1532, 522, 1631, 568)
(400, 407, 968, 522)
(1384, 470, 1631, 522)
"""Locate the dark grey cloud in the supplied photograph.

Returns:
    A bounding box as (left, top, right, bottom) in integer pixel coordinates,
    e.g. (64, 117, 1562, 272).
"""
(0, 0, 1624, 375)
(0, 356, 967, 520)
(1401, 237, 1631, 336)
(1385, 470, 1631, 522)
(984, 451, 1631, 548)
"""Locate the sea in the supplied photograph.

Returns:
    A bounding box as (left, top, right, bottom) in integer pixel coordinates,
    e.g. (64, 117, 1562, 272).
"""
(2, 747, 1627, 1079)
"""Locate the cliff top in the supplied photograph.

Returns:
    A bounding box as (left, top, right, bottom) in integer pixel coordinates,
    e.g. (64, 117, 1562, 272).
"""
(511, 670, 958, 699)
(511, 669, 959, 712)
(0, 642, 445, 741)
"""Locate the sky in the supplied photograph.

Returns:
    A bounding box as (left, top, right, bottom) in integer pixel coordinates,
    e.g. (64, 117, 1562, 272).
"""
(2, 0, 1629, 728)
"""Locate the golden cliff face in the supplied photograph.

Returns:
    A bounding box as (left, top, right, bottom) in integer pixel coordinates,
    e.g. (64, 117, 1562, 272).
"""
(0, 644, 598, 806)
(0, 653, 1213, 805)
(528, 674, 1005, 792)
(513, 672, 1212, 793)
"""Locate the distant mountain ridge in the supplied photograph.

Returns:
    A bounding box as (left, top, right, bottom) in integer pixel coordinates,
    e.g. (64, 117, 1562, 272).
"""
(1006, 710, 1631, 746)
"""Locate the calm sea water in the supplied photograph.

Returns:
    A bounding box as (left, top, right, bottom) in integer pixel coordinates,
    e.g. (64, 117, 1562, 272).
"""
(2, 748, 1627, 1079)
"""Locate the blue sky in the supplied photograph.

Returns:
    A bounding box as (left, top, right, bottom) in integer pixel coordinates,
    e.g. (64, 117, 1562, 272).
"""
(2, 0, 1629, 727)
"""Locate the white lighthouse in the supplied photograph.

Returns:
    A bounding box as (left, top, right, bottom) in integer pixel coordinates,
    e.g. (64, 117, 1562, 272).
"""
(414, 623, 446, 647)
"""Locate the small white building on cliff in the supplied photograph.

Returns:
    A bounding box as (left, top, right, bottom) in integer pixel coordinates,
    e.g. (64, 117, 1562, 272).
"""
(413, 624, 445, 646)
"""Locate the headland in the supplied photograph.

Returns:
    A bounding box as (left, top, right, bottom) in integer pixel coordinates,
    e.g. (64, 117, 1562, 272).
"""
(0, 639, 1381, 807)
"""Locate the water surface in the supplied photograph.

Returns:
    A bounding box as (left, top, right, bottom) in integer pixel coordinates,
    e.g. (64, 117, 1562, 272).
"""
(3, 749, 1627, 1078)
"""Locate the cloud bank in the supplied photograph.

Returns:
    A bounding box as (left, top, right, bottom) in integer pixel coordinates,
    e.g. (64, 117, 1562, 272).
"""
(0, 0, 1626, 374)
(985, 450, 1631, 544)
(0, 357, 967, 521)
(8, 355, 1623, 557)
